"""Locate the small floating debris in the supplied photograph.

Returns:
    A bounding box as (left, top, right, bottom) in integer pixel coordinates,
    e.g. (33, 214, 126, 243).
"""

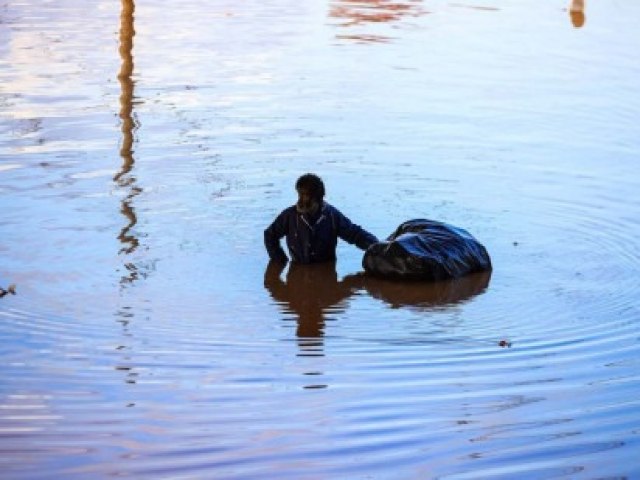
(0, 284, 16, 298)
(498, 339, 512, 348)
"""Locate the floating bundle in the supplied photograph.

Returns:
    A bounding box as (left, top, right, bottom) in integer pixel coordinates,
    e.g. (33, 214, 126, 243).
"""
(363, 219, 492, 281)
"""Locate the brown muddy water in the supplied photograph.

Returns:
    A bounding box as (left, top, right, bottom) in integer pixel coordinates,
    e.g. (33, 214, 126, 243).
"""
(1, 0, 640, 478)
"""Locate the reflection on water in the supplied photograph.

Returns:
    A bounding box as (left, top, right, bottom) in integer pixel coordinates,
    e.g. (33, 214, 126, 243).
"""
(115, 0, 142, 284)
(569, 0, 586, 28)
(330, 0, 426, 43)
(265, 260, 491, 355)
(1, 0, 640, 477)
(264, 261, 355, 355)
(114, 0, 142, 396)
(449, 3, 500, 12)
(350, 269, 491, 310)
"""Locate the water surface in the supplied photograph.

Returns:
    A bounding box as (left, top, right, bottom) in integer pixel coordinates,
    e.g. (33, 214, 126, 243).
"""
(1, 0, 640, 478)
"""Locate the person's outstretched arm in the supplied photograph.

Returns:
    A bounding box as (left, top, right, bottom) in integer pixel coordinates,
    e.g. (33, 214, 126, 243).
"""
(264, 210, 289, 264)
(333, 208, 378, 250)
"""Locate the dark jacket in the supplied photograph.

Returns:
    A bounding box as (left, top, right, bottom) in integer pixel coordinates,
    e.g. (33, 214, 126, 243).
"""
(264, 202, 378, 264)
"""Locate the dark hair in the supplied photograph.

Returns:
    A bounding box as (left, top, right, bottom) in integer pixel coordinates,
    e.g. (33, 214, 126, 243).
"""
(295, 173, 325, 199)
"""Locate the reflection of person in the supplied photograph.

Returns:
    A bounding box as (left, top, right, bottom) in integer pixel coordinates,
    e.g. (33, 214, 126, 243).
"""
(264, 261, 491, 345)
(264, 261, 361, 340)
(264, 174, 378, 265)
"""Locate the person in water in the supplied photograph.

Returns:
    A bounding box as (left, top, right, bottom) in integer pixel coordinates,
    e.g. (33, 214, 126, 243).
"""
(264, 173, 379, 264)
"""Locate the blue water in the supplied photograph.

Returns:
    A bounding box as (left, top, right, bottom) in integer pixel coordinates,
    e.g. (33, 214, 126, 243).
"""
(1, 0, 640, 478)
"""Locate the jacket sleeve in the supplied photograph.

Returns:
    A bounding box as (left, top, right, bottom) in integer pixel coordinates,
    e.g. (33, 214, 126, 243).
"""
(333, 207, 379, 251)
(264, 210, 289, 263)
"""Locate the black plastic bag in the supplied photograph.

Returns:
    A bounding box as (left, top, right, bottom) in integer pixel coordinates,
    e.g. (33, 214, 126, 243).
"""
(363, 219, 492, 281)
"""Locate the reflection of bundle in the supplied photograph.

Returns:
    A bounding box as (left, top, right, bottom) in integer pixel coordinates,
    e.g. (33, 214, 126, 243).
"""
(346, 271, 491, 311)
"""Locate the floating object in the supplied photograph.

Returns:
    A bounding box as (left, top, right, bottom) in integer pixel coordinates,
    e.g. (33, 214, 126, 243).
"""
(363, 219, 492, 281)
(499, 339, 512, 348)
(0, 284, 16, 298)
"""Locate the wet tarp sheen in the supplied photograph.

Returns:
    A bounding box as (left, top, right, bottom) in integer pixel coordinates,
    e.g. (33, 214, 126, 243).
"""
(363, 219, 492, 281)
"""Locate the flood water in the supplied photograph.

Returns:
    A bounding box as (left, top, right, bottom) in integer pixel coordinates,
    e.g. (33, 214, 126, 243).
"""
(1, 0, 640, 478)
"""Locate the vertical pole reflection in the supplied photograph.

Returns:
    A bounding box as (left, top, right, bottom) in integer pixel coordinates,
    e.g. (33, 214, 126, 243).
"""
(114, 0, 141, 394)
(115, 0, 141, 283)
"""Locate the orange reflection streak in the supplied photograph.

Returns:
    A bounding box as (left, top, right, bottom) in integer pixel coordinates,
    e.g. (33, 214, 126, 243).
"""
(115, 0, 141, 281)
(330, 0, 425, 28)
(569, 0, 586, 28)
(116, 0, 136, 178)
